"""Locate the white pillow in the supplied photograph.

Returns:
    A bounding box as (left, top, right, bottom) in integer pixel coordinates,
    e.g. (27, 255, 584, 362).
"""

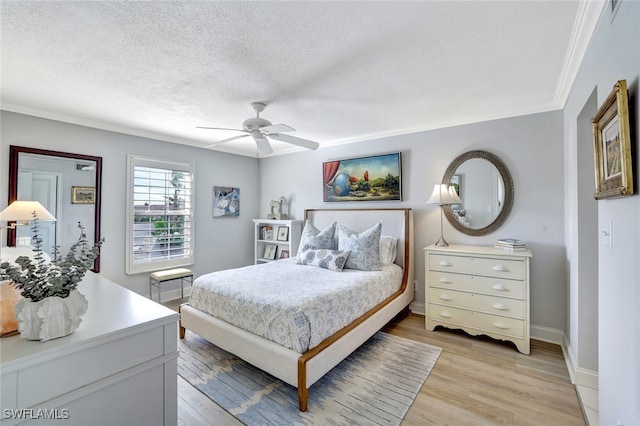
(296, 221, 337, 261)
(299, 249, 351, 272)
(338, 222, 383, 271)
(379, 236, 398, 265)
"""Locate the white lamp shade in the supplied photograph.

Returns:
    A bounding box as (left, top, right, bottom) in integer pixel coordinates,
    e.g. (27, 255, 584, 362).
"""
(426, 184, 460, 205)
(448, 185, 462, 204)
(0, 201, 57, 223)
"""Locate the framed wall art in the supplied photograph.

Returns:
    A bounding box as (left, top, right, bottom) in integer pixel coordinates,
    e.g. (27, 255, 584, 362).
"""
(323, 152, 402, 202)
(263, 244, 277, 260)
(276, 226, 289, 241)
(71, 186, 96, 204)
(591, 80, 634, 200)
(213, 186, 240, 217)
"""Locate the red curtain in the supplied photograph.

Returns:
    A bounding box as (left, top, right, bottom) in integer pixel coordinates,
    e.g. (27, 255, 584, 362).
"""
(323, 161, 340, 184)
(323, 161, 340, 199)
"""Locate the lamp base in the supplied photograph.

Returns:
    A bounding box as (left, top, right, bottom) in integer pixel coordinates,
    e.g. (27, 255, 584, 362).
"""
(434, 236, 450, 247)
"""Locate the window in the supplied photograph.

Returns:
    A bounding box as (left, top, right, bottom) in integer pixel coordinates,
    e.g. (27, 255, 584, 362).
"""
(126, 155, 195, 274)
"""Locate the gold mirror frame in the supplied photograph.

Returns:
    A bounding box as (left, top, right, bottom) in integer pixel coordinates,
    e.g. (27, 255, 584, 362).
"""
(442, 150, 514, 237)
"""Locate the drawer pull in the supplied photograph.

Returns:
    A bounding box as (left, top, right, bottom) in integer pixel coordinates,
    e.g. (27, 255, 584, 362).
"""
(492, 303, 509, 311)
(439, 295, 453, 301)
(492, 284, 510, 292)
(493, 322, 510, 329)
(438, 261, 453, 267)
(492, 265, 511, 272)
(439, 311, 452, 318)
(439, 277, 453, 284)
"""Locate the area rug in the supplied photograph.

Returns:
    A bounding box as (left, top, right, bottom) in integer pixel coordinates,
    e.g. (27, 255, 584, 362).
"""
(178, 331, 442, 425)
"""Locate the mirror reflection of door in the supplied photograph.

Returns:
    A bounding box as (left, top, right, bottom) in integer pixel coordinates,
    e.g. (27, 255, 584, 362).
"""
(17, 152, 96, 256)
(17, 171, 61, 256)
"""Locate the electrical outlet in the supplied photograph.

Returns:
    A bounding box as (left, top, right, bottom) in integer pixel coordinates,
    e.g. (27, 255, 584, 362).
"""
(413, 280, 418, 292)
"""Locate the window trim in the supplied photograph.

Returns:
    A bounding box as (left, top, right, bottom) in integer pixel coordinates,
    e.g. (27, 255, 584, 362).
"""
(126, 155, 195, 275)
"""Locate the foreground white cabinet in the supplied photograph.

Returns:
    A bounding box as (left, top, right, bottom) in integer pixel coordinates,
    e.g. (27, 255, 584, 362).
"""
(424, 244, 532, 354)
(0, 272, 179, 425)
(252, 219, 303, 263)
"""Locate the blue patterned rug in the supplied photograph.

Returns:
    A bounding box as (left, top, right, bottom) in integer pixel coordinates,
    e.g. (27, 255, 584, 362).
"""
(178, 330, 441, 425)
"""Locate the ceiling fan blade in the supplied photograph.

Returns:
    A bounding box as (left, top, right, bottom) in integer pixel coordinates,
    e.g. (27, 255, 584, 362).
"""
(260, 123, 294, 134)
(255, 137, 273, 155)
(197, 126, 246, 132)
(203, 134, 250, 148)
(269, 133, 319, 150)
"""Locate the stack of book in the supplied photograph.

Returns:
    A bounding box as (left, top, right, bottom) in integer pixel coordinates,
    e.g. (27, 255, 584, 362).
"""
(495, 238, 527, 251)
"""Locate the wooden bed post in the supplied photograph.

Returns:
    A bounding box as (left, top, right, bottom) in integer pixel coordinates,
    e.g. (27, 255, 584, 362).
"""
(178, 303, 186, 339)
(297, 357, 309, 411)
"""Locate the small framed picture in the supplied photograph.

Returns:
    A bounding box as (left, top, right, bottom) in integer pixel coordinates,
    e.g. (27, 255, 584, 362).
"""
(276, 226, 289, 241)
(591, 80, 633, 199)
(71, 186, 96, 204)
(264, 226, 274, 240)
(279, 249, 290, 259)
(263, 244, 277, 260)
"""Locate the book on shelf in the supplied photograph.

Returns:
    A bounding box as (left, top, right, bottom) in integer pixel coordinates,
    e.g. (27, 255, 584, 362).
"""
(263, 226, 273, 240)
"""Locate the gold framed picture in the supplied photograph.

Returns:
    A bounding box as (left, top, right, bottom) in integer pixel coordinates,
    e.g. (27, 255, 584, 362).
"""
(591, 80, 634, 200)
(71, 186, 96, 204)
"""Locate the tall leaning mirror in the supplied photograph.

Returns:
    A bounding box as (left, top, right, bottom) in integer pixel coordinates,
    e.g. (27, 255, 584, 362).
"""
(442, 150, 513, 237)
(8, 146, 103, 272)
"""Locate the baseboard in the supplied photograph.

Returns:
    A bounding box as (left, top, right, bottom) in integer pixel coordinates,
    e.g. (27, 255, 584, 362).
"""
(530, 324, 564, 345)
(409, 301, 425, 316)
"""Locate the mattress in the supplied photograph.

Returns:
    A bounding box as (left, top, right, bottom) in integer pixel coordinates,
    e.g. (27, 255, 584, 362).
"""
(189, 258, 403, 353)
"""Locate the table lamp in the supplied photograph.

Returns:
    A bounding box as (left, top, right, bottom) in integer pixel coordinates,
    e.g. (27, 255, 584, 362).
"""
(0, 201, 57, 259)
(426, 184, 462, 247)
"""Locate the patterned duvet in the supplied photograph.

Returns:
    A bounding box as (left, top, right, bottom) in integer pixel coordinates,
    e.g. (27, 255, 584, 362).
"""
(189, 258, 403, 353)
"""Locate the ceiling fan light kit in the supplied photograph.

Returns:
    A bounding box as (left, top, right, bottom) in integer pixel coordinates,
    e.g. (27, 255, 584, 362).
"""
(198, 102, 319, 155)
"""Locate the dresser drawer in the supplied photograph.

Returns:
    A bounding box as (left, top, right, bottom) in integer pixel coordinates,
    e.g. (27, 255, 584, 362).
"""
(429, 254, 524, 280)
(429, 288, 525, 319)
(428, 304, 525, 338)
(428, 271, 525, 299)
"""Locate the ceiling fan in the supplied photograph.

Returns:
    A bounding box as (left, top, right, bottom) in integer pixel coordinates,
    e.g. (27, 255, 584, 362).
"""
(197, 102, 319, 155)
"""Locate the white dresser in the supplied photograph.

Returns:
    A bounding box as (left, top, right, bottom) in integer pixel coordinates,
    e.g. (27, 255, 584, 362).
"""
(0, 272, 179, 425)
(424, 244, 532, 354)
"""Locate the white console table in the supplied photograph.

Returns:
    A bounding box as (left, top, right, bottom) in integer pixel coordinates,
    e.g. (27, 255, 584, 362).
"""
(0, 272, 179, 425)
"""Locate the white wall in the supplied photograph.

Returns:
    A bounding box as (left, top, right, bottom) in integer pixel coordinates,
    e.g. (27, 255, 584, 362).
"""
(563, 1, 639, 424)
(0, 111, 260, 296)
(258, 110, 566, 333)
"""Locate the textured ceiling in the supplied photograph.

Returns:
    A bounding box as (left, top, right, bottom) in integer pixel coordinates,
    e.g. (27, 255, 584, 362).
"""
(1, 1, 603, 157)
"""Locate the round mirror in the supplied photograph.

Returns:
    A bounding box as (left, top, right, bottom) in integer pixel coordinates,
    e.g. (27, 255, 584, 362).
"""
(442, 150, 513, 236)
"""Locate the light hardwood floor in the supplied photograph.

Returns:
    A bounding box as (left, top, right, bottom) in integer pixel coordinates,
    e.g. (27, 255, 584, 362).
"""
(167, 300, 586, 425)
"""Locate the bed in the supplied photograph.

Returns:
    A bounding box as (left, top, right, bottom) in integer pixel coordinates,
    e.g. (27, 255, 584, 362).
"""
(179, 208, 414, 411)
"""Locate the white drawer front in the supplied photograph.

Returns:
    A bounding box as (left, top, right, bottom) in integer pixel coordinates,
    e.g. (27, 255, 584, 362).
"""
(429, 288, 525, 319)
(18, 327, 164, 408)
(428, 271, 525, 299)
(430, 254, 524, 280)
(428, 304, 524, 338)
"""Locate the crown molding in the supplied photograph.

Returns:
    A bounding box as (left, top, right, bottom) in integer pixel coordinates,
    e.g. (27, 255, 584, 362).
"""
(553, 0, 608, 107)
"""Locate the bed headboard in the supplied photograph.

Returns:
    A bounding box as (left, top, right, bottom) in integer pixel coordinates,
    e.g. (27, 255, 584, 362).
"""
(304, 208, 413, 271)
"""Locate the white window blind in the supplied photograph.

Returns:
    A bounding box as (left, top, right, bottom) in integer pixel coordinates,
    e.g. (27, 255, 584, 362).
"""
(126, 156, 195, 274)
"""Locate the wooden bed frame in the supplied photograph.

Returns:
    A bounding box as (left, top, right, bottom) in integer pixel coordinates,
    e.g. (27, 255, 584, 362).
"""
(179, 208, 414, 411)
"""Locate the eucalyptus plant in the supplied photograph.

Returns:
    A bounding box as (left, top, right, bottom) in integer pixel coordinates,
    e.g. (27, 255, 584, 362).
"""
(0, 214, 104, 303)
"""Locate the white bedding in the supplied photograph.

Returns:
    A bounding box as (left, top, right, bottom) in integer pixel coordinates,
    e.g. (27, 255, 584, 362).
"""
(189, 258, 403, 353)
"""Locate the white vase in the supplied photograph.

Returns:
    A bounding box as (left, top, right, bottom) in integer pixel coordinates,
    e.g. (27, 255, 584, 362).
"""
(14, 290, 88, 342)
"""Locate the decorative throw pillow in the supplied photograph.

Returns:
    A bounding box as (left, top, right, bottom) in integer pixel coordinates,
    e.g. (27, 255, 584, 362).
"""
(338, 222, 383, 271)
(296, 221, 337, 260)
(379, 235, 398, 265)
(299, 249, 351, 272)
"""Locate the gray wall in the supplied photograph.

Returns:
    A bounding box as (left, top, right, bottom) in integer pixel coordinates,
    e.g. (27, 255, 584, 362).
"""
(0, 111, 260, 296)
(258, 110, 566, 333)
(563, 1, 639, 424)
